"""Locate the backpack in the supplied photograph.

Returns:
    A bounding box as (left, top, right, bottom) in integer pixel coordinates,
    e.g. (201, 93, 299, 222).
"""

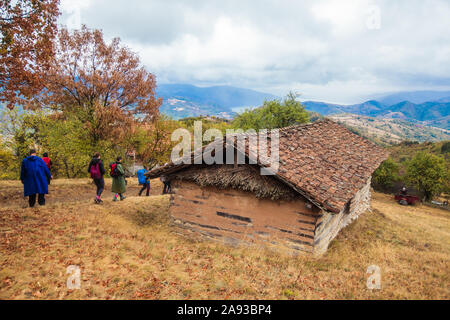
(90, 162, 102, 179)
(110, 162, 120, 177)
(42, 157, 51, 170)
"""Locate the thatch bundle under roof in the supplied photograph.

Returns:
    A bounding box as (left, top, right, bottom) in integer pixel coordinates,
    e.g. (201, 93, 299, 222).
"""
(169, 164, 298, 201)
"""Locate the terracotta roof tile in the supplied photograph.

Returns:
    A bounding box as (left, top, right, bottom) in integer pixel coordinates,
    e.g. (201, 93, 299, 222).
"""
(267, 119, 388, 212)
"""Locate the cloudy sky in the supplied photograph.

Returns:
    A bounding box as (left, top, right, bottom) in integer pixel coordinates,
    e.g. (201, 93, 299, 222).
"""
(59, 0, 450, 104)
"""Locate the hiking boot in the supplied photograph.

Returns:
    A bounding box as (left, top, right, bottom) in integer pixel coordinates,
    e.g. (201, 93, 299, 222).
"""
(120, 196, 126, 201)
(113, 198, 118, 202)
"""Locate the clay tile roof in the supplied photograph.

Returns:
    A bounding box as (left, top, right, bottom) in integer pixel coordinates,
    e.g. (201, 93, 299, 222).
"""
(270, 119, 389, 212)
(147, 119, 389, 213)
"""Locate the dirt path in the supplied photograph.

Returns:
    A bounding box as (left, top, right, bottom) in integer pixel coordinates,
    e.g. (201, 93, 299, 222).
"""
(0, 178, 164, 209)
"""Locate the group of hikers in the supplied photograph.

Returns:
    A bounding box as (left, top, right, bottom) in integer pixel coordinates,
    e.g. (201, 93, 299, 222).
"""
(20, 150, 172, 207)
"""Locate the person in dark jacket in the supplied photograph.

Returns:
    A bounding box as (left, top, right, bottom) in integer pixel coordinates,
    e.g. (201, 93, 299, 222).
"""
(161, 174, 172, 194)
(111, 156, 126, 201)
(20, 149, 52, 207)
(41, 152, 52, 185)
(88, 152, 106, 204)
(137, 166, 150, 196)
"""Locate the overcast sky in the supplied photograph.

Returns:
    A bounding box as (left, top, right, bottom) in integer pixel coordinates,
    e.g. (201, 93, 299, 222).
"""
(59, 0, 450, 104)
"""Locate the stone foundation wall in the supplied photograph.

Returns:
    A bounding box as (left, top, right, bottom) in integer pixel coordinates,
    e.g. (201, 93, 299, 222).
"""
(313, 177, 372, 255)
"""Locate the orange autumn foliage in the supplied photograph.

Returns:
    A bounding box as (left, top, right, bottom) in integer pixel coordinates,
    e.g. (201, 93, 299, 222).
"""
(29, 25, 162, 143)
(0, 0, 60, 108)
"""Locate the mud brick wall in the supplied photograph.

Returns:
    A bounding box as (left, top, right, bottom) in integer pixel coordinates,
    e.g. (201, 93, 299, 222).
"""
(169, 180, 322, 253)
(313, 177, 372, 255)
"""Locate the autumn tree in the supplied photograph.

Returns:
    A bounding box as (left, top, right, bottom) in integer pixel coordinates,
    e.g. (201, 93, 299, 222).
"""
(0, 107, 121, 179)
(0, 0, 60, 108)
(29, 25, 162, 145)
(0, 142, 17, 179)
(0, 107, 34, 161)
(0, 107, 37, 179)
(24, 112, 118, 178)
(124, 115, 180, 168)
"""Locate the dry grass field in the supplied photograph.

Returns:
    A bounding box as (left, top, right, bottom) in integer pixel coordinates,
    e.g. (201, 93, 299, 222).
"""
(0, 178, 449, 299)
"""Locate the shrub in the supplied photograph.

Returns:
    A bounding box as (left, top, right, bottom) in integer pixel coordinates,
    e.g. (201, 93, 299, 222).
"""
(406, 152, 448, 201)
(372, 158, 400, 192)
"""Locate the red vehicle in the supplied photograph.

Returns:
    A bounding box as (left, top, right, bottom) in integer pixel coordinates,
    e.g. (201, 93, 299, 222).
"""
(395, 194, 420, 205)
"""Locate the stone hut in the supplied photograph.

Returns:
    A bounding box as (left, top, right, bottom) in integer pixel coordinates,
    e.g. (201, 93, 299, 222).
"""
(147, 119, 388, 255)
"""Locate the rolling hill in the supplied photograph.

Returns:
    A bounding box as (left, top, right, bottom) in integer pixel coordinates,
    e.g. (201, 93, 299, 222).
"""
(303, 100, 450, 130)
(156, 84, 278, 119)
(329, 113, 450, 145)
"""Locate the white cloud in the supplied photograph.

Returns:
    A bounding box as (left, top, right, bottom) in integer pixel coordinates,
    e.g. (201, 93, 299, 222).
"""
(58, 0, 450, 103)
(311, 0, 372, 35)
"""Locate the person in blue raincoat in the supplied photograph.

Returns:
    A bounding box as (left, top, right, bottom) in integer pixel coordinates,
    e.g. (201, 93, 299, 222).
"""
(136, 165, 150, 196)
(20, 149, 52, 207)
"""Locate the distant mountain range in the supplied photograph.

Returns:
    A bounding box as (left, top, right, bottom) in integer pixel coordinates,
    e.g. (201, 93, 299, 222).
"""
(156, 85, 450, 131)
(377, 90, 450, 105)
(302, 100, 450, 130)
(156, 84, 278, 119)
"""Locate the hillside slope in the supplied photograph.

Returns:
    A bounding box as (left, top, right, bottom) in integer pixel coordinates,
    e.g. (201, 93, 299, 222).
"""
(387, 140, 450, 168)
(0, 179, 448, 299)
(304, 100, 450, 130)
(329, 114, 450, 145)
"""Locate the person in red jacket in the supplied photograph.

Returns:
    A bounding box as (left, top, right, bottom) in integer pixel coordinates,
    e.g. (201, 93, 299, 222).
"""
(42, 152, 52, 184)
